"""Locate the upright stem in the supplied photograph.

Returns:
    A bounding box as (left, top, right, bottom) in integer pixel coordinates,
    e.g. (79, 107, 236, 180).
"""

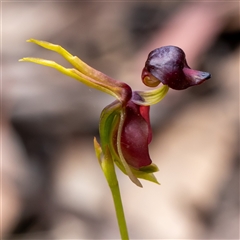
(109, 168, 129, 240)
(100, 148, 129, 240)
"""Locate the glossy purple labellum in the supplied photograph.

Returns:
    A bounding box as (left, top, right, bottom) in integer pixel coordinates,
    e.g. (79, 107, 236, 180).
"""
(142, 46, 211, 90)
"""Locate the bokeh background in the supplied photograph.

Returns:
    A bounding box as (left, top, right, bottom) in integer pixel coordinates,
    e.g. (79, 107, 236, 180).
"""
(2, 1, 239, 239)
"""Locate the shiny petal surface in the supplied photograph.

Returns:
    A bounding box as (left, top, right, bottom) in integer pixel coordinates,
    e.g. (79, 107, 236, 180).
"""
(142, 46, 211, 90)
(120, 101, 152, 169)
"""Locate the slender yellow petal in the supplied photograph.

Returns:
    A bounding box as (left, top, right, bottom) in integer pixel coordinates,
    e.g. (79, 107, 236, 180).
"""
(24, 39, 132, 104)
(19, 57, 123, 100)
(26, 38, 106, 81)
(133, 85, 169, 106)
(93, 137, 103, 166)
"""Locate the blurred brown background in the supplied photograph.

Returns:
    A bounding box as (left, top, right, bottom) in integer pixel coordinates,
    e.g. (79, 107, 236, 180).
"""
(2, 1, 239, 239)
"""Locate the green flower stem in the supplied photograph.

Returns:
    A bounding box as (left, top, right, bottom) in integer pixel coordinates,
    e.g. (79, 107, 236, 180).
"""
(107, 160, 129, 240)
(94, 139, 129, 240)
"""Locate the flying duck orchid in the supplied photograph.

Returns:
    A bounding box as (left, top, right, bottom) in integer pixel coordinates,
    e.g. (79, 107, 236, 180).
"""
(20, 39, 210, 187)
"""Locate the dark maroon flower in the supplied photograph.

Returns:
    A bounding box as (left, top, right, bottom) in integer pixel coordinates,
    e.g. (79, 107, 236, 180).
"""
(21, 39, 211, 186)
(142, 46, 211, 90)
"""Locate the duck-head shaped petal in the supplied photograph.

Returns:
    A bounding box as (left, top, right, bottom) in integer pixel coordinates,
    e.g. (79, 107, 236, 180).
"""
(142, 46, 211, 90)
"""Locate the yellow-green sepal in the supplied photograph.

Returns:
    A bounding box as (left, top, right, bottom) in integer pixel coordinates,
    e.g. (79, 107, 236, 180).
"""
(132, 85, 169, 106)
(114, 160, 160, 185)
(19, 39, 132, 103)
(139, 163, 159, 173)
(99, 101, 143, 187)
